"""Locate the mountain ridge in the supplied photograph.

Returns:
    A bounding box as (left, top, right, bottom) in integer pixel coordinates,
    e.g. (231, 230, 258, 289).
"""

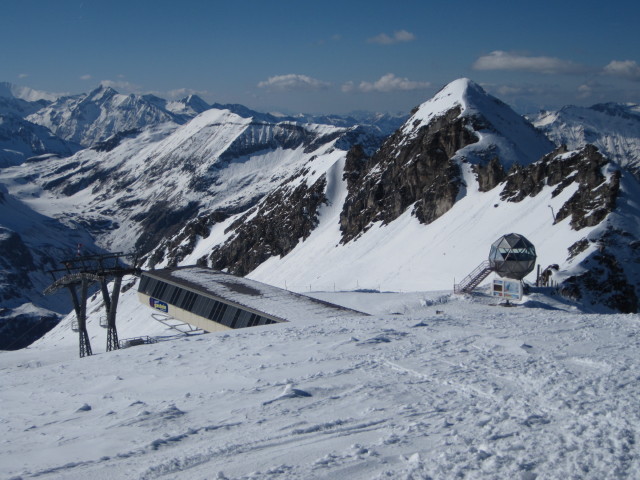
(0, 77, 639, 350)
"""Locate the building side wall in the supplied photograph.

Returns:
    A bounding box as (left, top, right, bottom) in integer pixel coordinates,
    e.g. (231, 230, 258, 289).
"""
(138, 292, 232, 332)
(137, 273, 283, 331)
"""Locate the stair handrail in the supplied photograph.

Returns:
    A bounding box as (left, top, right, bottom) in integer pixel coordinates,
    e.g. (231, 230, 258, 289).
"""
(454, 260, 492, 294)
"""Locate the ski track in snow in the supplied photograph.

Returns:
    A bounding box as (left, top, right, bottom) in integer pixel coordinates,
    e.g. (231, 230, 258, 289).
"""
(2, 291, 640, 479)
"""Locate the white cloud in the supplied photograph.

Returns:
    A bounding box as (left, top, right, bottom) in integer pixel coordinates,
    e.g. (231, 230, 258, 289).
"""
(165, 88, 210, 99)
(99, 79, 140, 92)
(80, 74, 92, 81)
(341, 81, 356, 93)
(577, 84, 593, 99)
(368, 30, 416, 45)
(18, 73, 29, 79)
(473, 51, 587, 75)
(346, 73, 431, 93)
(603, 60, 640, 81)
(257, 74, 331, 92)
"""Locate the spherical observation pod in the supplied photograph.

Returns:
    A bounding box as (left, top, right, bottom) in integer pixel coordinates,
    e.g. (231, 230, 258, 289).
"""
(488, 233, 536, 280)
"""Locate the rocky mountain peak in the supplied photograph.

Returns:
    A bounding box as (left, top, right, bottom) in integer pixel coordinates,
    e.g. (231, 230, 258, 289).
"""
(86, 84, 119, 102)
(338, 78, 553, 242)
(404, 78, 553, 167)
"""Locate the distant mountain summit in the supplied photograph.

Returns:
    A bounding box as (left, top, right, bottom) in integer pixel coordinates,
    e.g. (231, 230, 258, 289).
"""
(403, 78, 554, 167)
(0, 81, 59, 103)
(166, 94, 211, 118)
(26, 85, 186, 147)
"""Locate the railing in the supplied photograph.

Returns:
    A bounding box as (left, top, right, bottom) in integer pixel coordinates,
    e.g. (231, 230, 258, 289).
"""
(118, 336, 158, 349)
(454, 261, 493, 294)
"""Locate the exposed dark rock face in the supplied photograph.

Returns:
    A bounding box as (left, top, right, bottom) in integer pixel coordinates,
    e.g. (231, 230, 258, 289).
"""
(133, 201, 202, 256)
(567, 238, 590, 260)
(561, 246, 638, 313)
(473, 157, 507, 192)
(206, 175, 328, 276)
(339, 107, 476, 243)
(148, 207, 249, 268)
(91, 129, 141, 152)
(499, 146, 637, 312)
(501, 145, 620, 230)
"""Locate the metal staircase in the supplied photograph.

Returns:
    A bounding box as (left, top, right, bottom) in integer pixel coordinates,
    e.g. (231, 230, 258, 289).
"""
(454, 260, 493, 294)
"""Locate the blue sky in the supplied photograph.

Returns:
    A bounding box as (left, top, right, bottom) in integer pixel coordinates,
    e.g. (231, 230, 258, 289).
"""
(2, 0, 639, 114)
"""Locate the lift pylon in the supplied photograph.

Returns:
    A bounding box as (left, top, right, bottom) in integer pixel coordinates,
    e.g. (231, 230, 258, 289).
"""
(44, 251, 141, 358)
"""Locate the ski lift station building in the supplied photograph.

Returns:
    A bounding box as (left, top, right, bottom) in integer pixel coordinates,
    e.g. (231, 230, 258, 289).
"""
(138, 266, 367, 332)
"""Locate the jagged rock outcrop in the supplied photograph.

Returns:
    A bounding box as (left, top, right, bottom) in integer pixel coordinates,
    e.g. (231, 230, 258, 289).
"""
(501, 145, 620, 229)
(473, 157, 507, 192)
(339, 107, 472, 243)
(498, 144, 638, 312)
(206, 175, 328, 276)
(561, 241, 638, 313)
(147, 208, 244, 268)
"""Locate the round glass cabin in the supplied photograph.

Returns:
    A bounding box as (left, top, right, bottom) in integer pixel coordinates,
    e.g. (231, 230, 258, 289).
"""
(488, 233, 536, 280)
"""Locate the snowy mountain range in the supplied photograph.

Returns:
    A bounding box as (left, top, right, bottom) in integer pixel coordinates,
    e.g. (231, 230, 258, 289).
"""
(0, 78, 639, 349)
(530, 102, 640, 179)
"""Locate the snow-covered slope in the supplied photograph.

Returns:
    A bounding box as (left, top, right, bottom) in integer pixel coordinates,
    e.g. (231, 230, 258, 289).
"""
(532, 103, 640, 178)
(4, 287, 640, 479)
(0, 108, 369, 258)
(0, 114, 81, 167)
(26, 85, 182, 147)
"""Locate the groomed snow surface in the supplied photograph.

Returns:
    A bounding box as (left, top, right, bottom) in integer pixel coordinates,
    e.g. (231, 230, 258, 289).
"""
(2, 287, 640, 479)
